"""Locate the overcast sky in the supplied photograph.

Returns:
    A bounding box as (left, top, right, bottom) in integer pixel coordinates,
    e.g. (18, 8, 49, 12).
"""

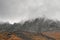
(0, 0, 60, 24)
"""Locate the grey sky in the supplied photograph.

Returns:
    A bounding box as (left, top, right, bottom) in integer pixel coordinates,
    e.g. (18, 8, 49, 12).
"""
(0, 0, 60, 24)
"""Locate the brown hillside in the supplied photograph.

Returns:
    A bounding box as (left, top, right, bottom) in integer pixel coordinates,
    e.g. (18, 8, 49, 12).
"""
(0, 32, 59, 40)
(42, 32, 60, 40)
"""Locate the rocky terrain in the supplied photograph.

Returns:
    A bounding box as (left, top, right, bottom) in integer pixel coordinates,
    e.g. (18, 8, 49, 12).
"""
(0, 31, 57, 40)
(0, 17, 60, 40)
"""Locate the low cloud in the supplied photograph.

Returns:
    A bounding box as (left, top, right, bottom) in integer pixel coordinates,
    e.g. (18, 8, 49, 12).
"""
(0, 0, 60, 23)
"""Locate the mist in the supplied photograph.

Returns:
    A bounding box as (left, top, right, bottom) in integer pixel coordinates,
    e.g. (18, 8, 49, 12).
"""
(0, 0, 60, 24)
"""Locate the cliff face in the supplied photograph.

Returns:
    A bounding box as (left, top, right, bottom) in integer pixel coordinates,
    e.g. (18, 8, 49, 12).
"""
(0, 18, 60, 33)
(0, 18, 60, 40)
